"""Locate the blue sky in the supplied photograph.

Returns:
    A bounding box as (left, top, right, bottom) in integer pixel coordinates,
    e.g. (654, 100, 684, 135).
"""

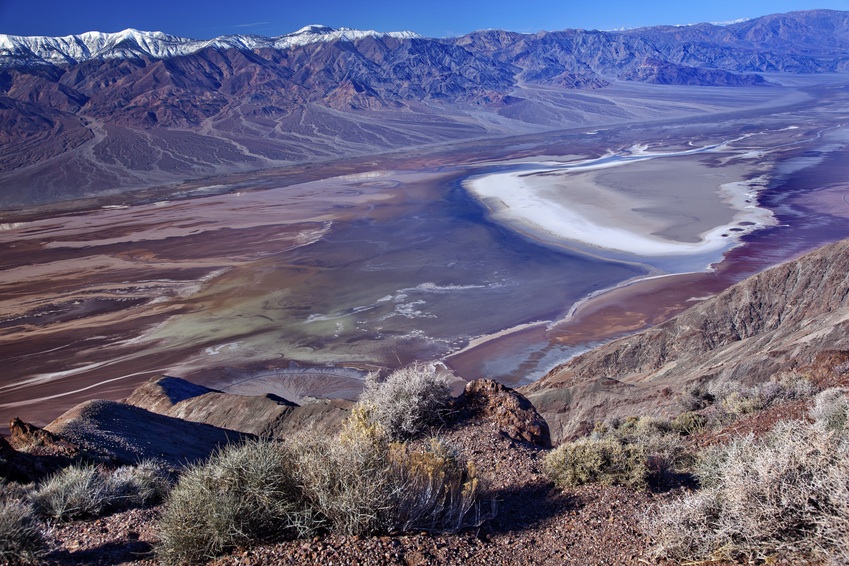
(1, 0, 848, 38)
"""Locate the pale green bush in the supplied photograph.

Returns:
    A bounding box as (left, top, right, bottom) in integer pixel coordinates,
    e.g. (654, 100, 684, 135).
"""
(157, 439, 316, 565)
(810, 387, 849, 433)
(31, 462, 169, 522)
(545, 438, 648, 490)
(587, 415, 694, 484)
(0, 494, 44, 565)
(650, 419, 849, 564)
(708, 373, 816, 418)
(359, 362, 452, 439)
(670, 411, 707, 436)
(32, 464, 109, 521)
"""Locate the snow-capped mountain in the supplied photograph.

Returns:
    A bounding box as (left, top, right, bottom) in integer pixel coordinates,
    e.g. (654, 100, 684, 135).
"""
(2, 10, 849, 209)
(0, 25, 421, 67)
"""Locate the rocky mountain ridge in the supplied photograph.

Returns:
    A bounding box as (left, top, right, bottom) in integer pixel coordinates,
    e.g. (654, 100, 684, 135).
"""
(5, 11, 849, 74)
(2, 10, 849, 208)
(522, 237, 849, 442)
(0, 25, 422, 67)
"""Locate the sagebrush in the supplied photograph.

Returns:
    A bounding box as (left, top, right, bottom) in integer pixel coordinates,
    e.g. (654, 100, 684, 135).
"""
(0, 494, 44, 565)
(545, 415, 694, 490)
(31, 461, 169, 522)
(158, 403, 482, 564)
(157, 439, 316, 565)
(358, 362, 452, 439)
(544, 437, 648, 490)
(649, 415, 849, 564)
(810, 387, 849, 433)
(297, 405, 480, 535)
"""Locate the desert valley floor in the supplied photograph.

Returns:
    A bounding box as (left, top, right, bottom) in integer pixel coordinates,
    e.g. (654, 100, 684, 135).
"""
(3, 78, 849, 431)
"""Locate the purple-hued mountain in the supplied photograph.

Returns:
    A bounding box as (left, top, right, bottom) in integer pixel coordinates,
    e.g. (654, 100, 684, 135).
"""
(2, 10, 849, 209)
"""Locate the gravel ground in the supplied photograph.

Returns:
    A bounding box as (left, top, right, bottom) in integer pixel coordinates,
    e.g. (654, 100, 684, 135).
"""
(203, 417, 673, 566)
(40, 415, 675, 565)
(44, 508, 160, 565)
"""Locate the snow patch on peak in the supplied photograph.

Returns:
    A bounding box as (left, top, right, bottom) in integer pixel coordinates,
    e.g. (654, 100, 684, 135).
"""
(0, 26, 422, 68)
(711, 18, 752, 26)
(0, 28, 197, 65)
(272, 25, 421, 50)
(292, 25, 338, 36)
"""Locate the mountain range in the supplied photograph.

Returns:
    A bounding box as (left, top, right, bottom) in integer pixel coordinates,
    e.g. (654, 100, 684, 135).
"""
(2, 10, 849, 208)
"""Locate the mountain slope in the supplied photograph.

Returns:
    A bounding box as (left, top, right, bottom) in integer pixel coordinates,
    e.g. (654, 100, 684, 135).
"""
(2, 10, 849, 208)
(124, 375, 351, 438)
(522, 238, 849, 443)
(0, 26, 422, 66)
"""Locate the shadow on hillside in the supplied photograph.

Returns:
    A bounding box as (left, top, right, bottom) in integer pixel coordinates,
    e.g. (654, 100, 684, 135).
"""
(475, 470, 697, 537)
(480, 481, 578, 535)
(651, 470, 698, 492)
(47, 539, 154, 566)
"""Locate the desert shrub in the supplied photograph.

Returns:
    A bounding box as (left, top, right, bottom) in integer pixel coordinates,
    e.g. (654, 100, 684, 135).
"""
(0, 497, 44, 565)
(649, 419, 849, 563)
(544, 438, 648, 490)
(680, 384, 715, 411)
(31, 462, 170, 522)
(671, 411, 707, 436)
(158, 420, 482, 564)
(295, 406, 481, 535)
(0, 481, 31, 503)
(358, 362, 452, 439)
(388, 438, 479, 533)
(592, 415, 694, 479)
(810, 387, 849, 433)
(774, 371, 818, 399)
(720, 390, 763, 416)
(293, 408, 395, 536)
(107, 460, 171, 508)
(31, 464, 110, 521)
(157, 439, 316, 565)
(550, 413, 709, 492)
(646, 485, 725, 560)
(708, 373, 817, 419)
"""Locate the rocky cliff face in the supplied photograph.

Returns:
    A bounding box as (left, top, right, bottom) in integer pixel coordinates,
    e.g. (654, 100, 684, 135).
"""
(2, 10, 849, 208)
(522, 237, 849, 442)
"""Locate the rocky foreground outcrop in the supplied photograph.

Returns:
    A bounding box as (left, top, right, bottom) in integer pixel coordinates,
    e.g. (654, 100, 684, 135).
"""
(454, 379, 550, 447)
(523, 237, 849, 442)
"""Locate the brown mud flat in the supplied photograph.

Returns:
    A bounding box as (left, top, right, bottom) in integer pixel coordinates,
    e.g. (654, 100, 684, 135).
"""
(4, 84, 849, 432)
